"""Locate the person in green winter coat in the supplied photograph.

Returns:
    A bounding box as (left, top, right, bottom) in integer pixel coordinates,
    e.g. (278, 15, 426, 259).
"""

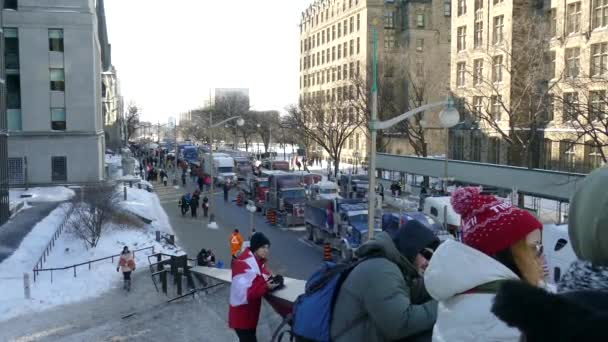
(330, 222, 439, 342)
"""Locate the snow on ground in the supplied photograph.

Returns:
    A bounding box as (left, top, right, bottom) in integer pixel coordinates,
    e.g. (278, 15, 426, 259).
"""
(0, 185, 180, 323)
(9, 186, 75, 207)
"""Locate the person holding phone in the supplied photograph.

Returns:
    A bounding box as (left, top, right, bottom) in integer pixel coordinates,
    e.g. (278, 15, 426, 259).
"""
(229, 232, 278, 342)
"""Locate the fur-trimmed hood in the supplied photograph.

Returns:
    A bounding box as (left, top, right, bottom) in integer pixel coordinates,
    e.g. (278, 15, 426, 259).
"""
(492, 280, 608, 342)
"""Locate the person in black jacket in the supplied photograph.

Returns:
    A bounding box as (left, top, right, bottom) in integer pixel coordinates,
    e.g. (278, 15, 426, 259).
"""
(190, 193, 199, 218)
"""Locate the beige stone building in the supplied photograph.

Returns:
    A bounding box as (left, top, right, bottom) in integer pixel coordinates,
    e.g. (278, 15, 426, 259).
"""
(299, 0, 452, 166)
(449, 0, 607, 172)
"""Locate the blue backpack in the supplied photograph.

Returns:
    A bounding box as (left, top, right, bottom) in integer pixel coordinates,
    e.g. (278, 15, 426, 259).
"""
(288, 257, 372, 342)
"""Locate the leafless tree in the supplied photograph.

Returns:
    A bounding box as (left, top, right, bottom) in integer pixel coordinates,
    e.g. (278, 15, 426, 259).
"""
(68, 184, 121, 248)
(125, 103, 140, 142)
(251, 111, 281, 153)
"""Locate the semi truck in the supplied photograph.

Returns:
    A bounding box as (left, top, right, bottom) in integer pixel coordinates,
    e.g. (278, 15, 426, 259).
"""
(234, 156, 252, 181)
(203, 153, 236, 185)
(264, 172, 307, 226)
(304, 198, 381, 262)
(238, 173, 270, 211)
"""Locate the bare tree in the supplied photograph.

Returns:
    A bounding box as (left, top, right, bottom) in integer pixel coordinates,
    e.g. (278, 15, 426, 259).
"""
(461, 13, 560, 168)
(125, 103, 140, 142)
(68, 184, 121, 248)
(251, 111, 281, 153)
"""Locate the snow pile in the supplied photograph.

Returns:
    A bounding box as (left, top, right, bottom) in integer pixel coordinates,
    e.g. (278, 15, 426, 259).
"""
(9, 187, 75, 206)
(120, 187, 173, 234)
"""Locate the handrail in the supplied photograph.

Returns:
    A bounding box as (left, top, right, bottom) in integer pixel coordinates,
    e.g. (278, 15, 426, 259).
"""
(33, 246, 155, 283)
(32, 204, 74, 279)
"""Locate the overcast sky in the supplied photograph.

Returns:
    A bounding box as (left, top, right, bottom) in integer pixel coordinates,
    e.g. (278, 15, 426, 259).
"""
(104, 0, 311, 123)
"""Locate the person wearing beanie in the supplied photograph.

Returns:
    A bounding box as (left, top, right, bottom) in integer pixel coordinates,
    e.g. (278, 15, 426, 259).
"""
(424, 186, 543, 342)
(330, 223, 439, 342)
(229, 232, 278, 342)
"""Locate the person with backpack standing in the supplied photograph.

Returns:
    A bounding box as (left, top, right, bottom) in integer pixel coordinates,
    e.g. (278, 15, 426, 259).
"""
(229, 232, 279, 342)
(116, 246, 136, 291)
(305, 222, 439, 342)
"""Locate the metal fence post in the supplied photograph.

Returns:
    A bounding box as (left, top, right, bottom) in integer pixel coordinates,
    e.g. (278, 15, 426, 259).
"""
(23, 273, 30, 299)
(160, 270, 167, 295)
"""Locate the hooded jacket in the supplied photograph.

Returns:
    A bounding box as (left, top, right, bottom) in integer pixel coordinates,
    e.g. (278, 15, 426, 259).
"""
(559, 167, 608, 292)
(330, 231, 437, 342)
(118, 251, 135, 273)
(424, 239, 520, 342)
(492, 280, 608, 342)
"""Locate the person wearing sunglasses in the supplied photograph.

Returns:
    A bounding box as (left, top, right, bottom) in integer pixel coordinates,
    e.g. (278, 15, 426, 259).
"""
(424, 187, 544, 342)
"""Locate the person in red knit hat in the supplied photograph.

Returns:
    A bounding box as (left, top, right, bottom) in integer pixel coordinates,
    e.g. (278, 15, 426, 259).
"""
(422, 186, 544, 342)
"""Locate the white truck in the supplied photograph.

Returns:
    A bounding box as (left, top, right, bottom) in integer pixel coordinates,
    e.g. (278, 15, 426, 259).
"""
(310, 181, 341, 200)
(203, 153, 236, 185)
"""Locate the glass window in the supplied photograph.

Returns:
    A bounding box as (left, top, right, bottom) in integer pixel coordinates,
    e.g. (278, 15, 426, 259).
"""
(591, 43, 608, 77)
(492, 55, 503, 83)
(549, 9, 557, 37)
(51, 108, 66, 131)
(493, 0, 504, 4)
(338, 44, 342, 59)
(50, 68, 65, 91)
(416, 38, 424, 51)
(416, 14, 425, 28)
(4, 0, 17, 10)
(458, 0, 466, 16)
(542, 139, 553, 169)
(444, 0, 452, 16)
(357, 14, 360, 31)
(589, 91, 606, 122)
(7, 109, 21, 130)
(565, 47, 580, 78)
(5, 28, 19, 70)
(546, 51, 556, 79)
(563, 92, 579, 121)
(559, 141, 576, 171)
(593, 0, 608, 29)
(473, 96, 483, 121)
(457, 62, 466, 86)
(357, 37, 360, 53)
(350, 39, 354, 55)
(384, 30, 395, 49)
(471, 133, 482, 161)
(491, 95, 502, 121)
(384, 11, 395, 28)
(584, 144, 603, 171)
(474, 21, 483, 48)
(488, 137, 501, 164)
(7, 74, 21, 110)
(493, 15, 504, 44)
(457, 26, 466, 51)
(473, 59, 483, 85)
(51, 156, 68, 182)
(8, 157, 24, 185)
(567, 2, 582, 34)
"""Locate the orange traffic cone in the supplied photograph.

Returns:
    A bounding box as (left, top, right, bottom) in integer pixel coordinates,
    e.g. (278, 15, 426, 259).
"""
(323, 242, 332, 261)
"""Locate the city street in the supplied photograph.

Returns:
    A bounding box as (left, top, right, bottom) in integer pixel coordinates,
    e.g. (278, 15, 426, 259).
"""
(155, 177, 324, 280)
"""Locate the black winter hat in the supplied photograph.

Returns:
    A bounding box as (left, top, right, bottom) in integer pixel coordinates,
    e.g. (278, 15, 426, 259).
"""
(250, 232, 270, 253)
(393, 220, 439, 263)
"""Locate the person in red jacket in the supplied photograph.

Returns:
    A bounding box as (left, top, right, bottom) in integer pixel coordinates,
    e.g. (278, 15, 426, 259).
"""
(228, 232, 279, 342)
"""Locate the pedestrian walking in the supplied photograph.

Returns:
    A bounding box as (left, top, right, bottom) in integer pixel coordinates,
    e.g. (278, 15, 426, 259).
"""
(162, 174, 168, 186)
(190, 193, 199, 218)
(329, 223, 439, 342)
(202, 196, 209, 217)
(296, 159, 302, 171)
(230, 229, 244, 262)
(179, 193, 190, 216)
(224, 182, 230, 202)
(424, 186, 544, 342)
(116, 246, 136, 291)
(229, 232, 279, 342)
(181, 173, 187, 186)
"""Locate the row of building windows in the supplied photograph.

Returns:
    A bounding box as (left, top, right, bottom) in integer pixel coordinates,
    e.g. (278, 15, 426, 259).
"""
(301, 84, 360, 104)
(301, 38, 360, 70)
(6, 27, 67, 131)
(457, 0, 503, 17)
(456, 15, 503, 51)
(301, 14, 361, 53)
(301, 61, 360, 88)
(301, 0, 360, 33)
(8, 156, 67, 185)
(302, 107, 361, 127)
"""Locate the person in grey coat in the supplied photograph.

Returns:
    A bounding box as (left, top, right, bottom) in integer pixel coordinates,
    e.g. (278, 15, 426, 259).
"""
(330, 222, 439, 342)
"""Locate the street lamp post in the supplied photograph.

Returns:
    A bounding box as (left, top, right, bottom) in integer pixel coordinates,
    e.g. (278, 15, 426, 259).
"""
(207, 113, 245, 228)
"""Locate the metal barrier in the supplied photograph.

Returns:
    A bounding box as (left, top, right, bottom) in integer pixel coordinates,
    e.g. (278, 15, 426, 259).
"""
(32, 204, 74, 278)
(33, 245, 155, 283)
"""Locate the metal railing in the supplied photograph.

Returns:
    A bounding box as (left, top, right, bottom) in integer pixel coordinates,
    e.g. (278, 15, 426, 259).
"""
(31, 204, 74, 279)
(33, 245, 155, 283)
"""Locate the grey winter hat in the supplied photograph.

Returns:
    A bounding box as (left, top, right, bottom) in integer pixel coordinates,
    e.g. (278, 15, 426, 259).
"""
(568, 167, 608, 266)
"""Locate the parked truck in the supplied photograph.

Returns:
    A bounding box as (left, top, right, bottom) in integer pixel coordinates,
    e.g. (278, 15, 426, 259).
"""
(234, 156, 252, 181)
(305, 198, 381, 262)
(238, 173, 270, 211)
(203, 153, 236, 185)
(264, 172, 307, 226)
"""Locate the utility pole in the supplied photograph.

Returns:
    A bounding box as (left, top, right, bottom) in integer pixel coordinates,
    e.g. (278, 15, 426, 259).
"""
(367, 26, 378, 240)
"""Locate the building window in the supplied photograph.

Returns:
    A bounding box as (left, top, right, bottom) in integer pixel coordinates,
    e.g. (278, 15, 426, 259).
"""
(343, 64, 348, 79)
(344, 20, 348, 35)
(457, 26, 466, 51)
(546, 51, 556, 79)
(332, 46, 336, 61)
(474, 21, 483, 48)
(589, 91, 606, 122)
(457, 62, 466, 87)
(471, 133, 482, 161)
(338, 44, 342, 59)
(416, 14, 425, 28)
(321, 51, 325, 64)
(591, 43, 608, 77)
(4, 0, 17, 10)
(493, 0, 503, 4)
(452, 133, 465, 160)
(593, 0, 608, 29)
(416, 38, 424, 51)
(51, 108, 66, 130)
(384, 30, 395, 49)
(384, 11, 395, 28)
(5, 28, 19, 70)
(332, 25, 336, 40)
(567, 2, 582, 34)
(338, 23, 342, 38)
(51, 156, 67, 182)
(488, 137, 501, 164)
(444, 0, 452, 16)
(337, 66, 342, 80)
(549, 9, 557, 37)
(492, 55, 503, 83)
(458, 0, 466, 16)
(350, 39, 354, 55)
(542, 139, 553, 170)
(349, 62, 354, 79)
(493, 15, 504, 44)
(7, 74, 21, 130)
(473, 96, 483, 121)
(416, 59, 424, 77)
(559, 141, 577, 171)
(350, 17, 354, 32)
(563, 92, 579, 121)
(8, 158, 24, 185)
(491, 95, 502, 121)
(474, 0, 483, 10)
(565, 47, 580, 78)
(357, 37, 360, 53)
(357, 14, 360, 31)
(584, 144, 604, 171)
(50, 68, 65, 91)
(473, 59, 483, 85)
(543, 95, 555, 122)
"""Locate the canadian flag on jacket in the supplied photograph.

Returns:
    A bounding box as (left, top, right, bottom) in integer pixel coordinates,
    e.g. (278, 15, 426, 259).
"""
(228, 248, 270, 330)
